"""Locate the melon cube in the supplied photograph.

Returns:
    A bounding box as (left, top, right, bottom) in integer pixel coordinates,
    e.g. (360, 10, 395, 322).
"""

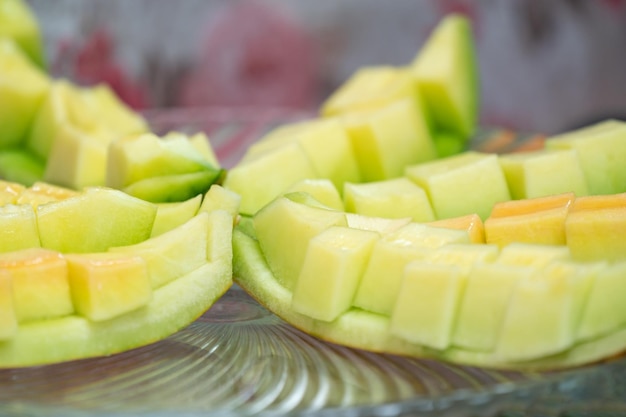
(405, 151, 511, 220)
(321, 66, 418, 117)
(17, 181, 79, 206)
(545, 119, 626, 195)
(342, 98, 437, 182)
(292, 226, 379, 321)
(452, 262, 534, 351)
(343, 177, 434, 222)
(577, 261, 626, 341)
(496, 243, 571, 268)
(499, 149, 589, 199)
(1, 248, 73, 322)
(286, 179, 343, 211)
(199, 184, 242, 221)
(390, 244, 498, 349)
(223, 141, 317, 215)
(253, 194, 347, 290)
(485, 192, 575, 247)
(0, 204, 40, 252)
(345, 213, 412, 234)
(496, 261, 601, 361)
(428, 213, 485, 243)
(565, 193, 626, 262)
(353, 222, 470, 315)
(65, 253, 152, 321)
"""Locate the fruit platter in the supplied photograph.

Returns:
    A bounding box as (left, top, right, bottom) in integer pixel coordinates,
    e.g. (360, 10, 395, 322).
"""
(1, 2, 626, 415)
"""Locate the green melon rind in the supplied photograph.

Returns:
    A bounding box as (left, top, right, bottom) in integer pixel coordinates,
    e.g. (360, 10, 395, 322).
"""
(0, 259, 232, 368)
(232, 227, 626, 371)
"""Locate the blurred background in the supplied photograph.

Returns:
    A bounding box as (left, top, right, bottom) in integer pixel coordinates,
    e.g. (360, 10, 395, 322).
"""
(27, 0, 626, 135)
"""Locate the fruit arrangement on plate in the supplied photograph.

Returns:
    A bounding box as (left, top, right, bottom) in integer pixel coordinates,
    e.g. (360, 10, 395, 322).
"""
(1, 0, 625, 372)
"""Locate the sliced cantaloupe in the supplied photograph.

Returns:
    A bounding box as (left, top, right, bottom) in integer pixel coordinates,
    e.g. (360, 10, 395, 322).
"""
(485, 192, 575, 247)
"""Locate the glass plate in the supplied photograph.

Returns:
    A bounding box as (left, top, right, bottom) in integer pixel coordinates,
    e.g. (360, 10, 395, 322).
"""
(1, 108, 624, 417)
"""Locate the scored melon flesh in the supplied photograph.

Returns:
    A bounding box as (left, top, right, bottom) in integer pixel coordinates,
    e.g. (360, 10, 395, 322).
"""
(17, 181, 79, 206)
(405, 151, 510, 220)
(292, 226, 379, 322)
(496, 243, 571, 268)
(495, 260, 601, 361)
(390, 244, 499, 350)
(122, 171, 222, 204)
(353, 222, 470, 316)
(0, 204, 40, 252)
(2, 248, 73, 322)
(428, 213, 485, 243)
(343, 177, 435, 222)
(345, 213, 412, 234)
(233, 226, 626, 370)
(577, 261, 626, 341)
(253, 194, 347, 291)
(198, 184, 242, 221)
(0, 180, 25, 205)
(36, 187, 157, 253)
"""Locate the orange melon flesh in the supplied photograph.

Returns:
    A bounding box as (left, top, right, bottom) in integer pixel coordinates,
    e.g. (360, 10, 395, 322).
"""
(16, 181, 79, 206)
(428, 213, 485, 243)
(1, 248, 73, 322)
(565, 193, 626, 262)
(485, 193, 575, 247)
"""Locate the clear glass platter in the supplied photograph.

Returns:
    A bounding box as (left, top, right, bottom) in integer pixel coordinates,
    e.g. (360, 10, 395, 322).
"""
(1, 108, 624, 417)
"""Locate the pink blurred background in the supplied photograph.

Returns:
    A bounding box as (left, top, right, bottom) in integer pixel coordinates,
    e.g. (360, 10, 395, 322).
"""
(28, 0, 626, 135)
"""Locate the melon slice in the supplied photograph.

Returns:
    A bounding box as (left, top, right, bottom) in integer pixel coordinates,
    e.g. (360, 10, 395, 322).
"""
(0, 203, 40, 252)
(150, 194, 202, 237)
(286, 179, 343, 211)
(16, 181, 79, 206)
(0, 180, 24, 205)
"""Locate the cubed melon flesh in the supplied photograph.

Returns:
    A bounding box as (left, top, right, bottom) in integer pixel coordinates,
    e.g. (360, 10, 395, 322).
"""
(391, 244, 498, 350)
(452, 262, 535, 351)
(65, 253, 152, 322)
(122, 171, 222, 204)
(485, 193, 575, 247)
(353, 222, 470, 316)
(343, 177, 434, 222)
(292, 226, 379, 322)
(321, 66, 418, 117)
(1, 248, 73, 323)
(0, 204, 40, 252)
(345, 213, 412, 234)
(286, 179, 344, 211)
(495, 261, 599, 361)
(17, 181, 79, 206)
(223, 141, 317, 216)
(577, 261, 626, 341)
(342, 98, 437, 182)
(565, 193, 626, 262)
(405, 151, 511, 220)
(253, 194, 347, 291)
(428, 213, 485, 243)
(545, 119, 626, 195)
(499, 149, 589, 200)
(496, 243, 571, 268)
(198, 184, 242, 221)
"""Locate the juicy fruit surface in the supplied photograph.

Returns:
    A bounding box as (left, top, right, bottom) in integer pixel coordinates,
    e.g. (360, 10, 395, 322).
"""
(0, 182, 236, 367)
